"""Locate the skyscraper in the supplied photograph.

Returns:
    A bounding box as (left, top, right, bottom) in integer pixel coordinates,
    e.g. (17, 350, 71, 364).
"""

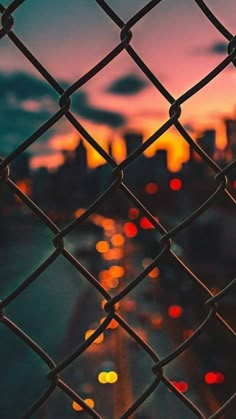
(197, 129, 216, 159)
(123, 132, 143, 156)
(225, 118, 236, 159)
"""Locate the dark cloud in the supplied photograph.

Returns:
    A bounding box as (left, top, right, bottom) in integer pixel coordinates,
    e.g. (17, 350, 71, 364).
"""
(0, 71, 126, 157)
(0, 72, 56, 102)
(72, 91, 126, 127)
(106, 74, 148, 95)
(192, 41, 228, 56)
(208, 41, 228, 55)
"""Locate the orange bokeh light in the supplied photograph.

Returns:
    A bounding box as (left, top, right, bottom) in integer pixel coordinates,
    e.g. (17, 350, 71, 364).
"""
(148, 267, 160, 279)
(108, 318, 119, 329)
(101, 299, 120, 311)
(109, 265, 124, 278)
(96, 241, 110, 253)
(72, 401, 83, 412)
(102, 248, 124, 260)
(85, 329, 104, 344)
(111, 233, 125, 247)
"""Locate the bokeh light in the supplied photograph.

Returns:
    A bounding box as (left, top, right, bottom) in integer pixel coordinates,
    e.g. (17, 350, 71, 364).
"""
(169, 178, 182, 191)
(111, 233, 125, 247)
(145, 182, 158, 194)
(128, 207, 139, 220)
(96, 241, 109, 253)
(124, 222, 138, 238)
(168, 305, 183, 319)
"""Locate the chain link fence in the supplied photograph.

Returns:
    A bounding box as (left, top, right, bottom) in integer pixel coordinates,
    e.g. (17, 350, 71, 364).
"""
(0, 0, 235, 418)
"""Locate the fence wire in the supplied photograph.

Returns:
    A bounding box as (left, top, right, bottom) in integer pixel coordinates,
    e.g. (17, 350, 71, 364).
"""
(0, 0, 235, 418)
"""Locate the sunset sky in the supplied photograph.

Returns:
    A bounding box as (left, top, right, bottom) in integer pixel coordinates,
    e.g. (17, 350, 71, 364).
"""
(0, 0, 236, 171)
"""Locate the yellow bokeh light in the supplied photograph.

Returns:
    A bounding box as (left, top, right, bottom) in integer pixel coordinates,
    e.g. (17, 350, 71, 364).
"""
(96, 241, 110, 253)
(109, 265, 124, 278)
(98, 372, 107, 384)
(85, 329, 104, 344)
(111, 233, 125, 247)
(106, 371, 118, 383)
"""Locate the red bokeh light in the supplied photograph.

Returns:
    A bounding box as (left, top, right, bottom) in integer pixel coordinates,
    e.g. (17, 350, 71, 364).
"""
(183, 329, 194, 340)
(205, 372, 217, 384)
(128, 207, 139, 220)
(215, 373, 225, 384)
(168, 305, 183, 319)
(169, 178, 182, 191)
(140, 217, 154, 229)
(233, 180, 236, 189)
(146, 182, 158, 194)
(172, 381, 188, 393)
(124, 222, 138, 238)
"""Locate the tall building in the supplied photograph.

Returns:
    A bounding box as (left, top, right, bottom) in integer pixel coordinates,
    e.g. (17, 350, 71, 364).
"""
(123, 132, 143, 156)
(197, 129, 216, 159)
(225, 118, 236, 159)
(75, 139, 87, 171)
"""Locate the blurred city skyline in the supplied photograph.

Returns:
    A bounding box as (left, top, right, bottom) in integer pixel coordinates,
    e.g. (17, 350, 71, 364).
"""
(0, 0, 236, 171)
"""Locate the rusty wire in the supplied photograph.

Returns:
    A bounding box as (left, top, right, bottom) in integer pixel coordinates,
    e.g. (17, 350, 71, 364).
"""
(0, 0, 235, 418)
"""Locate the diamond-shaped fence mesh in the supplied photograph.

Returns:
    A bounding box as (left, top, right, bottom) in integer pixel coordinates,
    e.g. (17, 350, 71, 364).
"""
(0, 0, 235, 418)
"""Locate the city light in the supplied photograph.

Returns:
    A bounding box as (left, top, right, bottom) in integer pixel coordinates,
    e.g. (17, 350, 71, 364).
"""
(98, 371, 118, 384)
(102, 248, 124, 260)
(139, 217, 154, 229)
(111, 233, 125, 247)
(85, 329, 104, 344)
(145, 182, 158, 194)
(124, 222, 138, 238)
(107, 318, 119, 329)
(150, 314, 163, 329)
(172, 381, 188, 393)
(205, 372, 225, 384)
(72, 401, 83, 412)
(106, 371, 118, 383)
(205, 372, 217, 384)
(128, 207, 139, 220)
(96, 241, 110, 253)
(101, 300, 120, 310)
(98, 372, 107, 384)
(72, 398, 95, 411)
(148, 267, 160, 278)
(109, 265, 124, 278)
(183, 329, 194, 340)
(169, 178, 182, 191)
(102, 218, 115, 230)
(168, 305, 183, 318)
